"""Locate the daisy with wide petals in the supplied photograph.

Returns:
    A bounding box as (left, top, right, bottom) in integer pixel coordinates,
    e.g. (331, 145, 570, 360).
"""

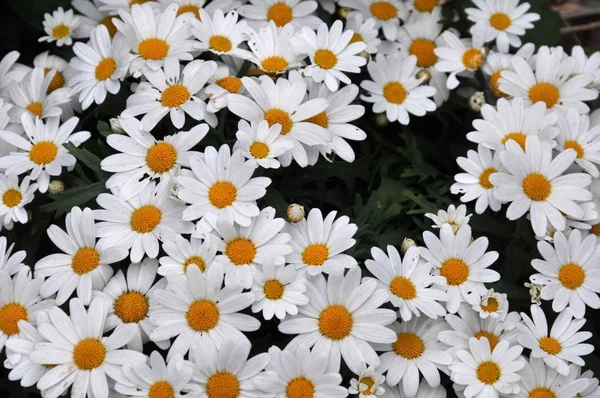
(158, 0, 242, 20)
(434, 31, 487, 90)
(339, 0, 408, 40)
(344, 13, 381, 54)
(159, 234, 217, 276)
(39, 7, 85, 47)
(515, 356, 590, 398)
(472, 289, 508, 320)
(98, 0, 163, 15)
(246, 21, 304, 74)
(563, 365, 600, 397)
(0, 236, 26, 276)
(349, 365, 386, 397)
(72, 0, 118, 38)
(204, 59, 246, 113)
(571, 45, 600, 89)
(425, 204, 472, 233)
(234, 119, 294, 168)
(279, 267, 397, 374)
(33, 51, 70, 95)
(555, 108, 600, 177)
(0, 174, 36, 229)
(191, 9, 250, 59)
(238, 0, 322, 30)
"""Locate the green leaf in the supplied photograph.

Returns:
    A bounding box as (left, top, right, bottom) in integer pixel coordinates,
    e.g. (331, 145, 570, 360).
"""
(63, 142, 106, 176)
(41, 181, 107, 216)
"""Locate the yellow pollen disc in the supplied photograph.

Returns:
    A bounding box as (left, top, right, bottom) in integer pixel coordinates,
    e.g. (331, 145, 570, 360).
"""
(318, 305, 353, 340)
(264, 108, 293, 135)
(286, 377, 315, 398)
(539, 336, 562, 355)
(100, 16, 119, 37)
(216, 76, 242, 93)
(130, 205, 163, 233)
(314, 49, 338, 70)
(558, 263, 585, 290)
(481, 297, 499, 313)
(71, 247, 101, 275)
(370, 1, 397, 20)
(186, 299, 219, 332)
(30, 141, 58, 165)
(264, 279, 285, 300)
(359, 377, 375, 395)
(389, 276, 417, 300)
(114, 291, 148, 323)
(183, 256, 206, 273)
(475, 331, 500, 351)
(249, 142, 270, 159)
(267, 3, 293, 27)
(502, 132, 527, 151)
(414, 0, 439, 12)
(146, 142, 177, 173)
(43, 69, 65, 93)
(393, 333, 425, 359)
(479, 167, 496, 189)
(462, 48, 484, 70)
(490, 70, 508, 97)
(0, 303, 28, 335)
(409, 38, 438, 68)
(476, 361, 501, 385)
(95, 58, 117, 81)
(349, 33, 364, 44)
(590, 224, 600, 236)
(383, 81, 407, 105)
(209, 35, 233, 53)
(304, 111, 329, 128)
(529, 83, 560, 108)
(130, 0, 156, 6)
(489, 12, 512, 31)
(26, 102, 44, 119)
(564, 140, 585, 158)
(302, 243, 329, 266)
(261, 56, 289, 73)
(52, 24, 70, 39)
(225, 238, 256, 265)
(2, 189, 22, 208)
(522, 173, 552, 201)
(206, 372, 240, 398)
(440, 258, 469, 285)
(528, 387, 558, 398)
(148, 381, 175, 398)
(138, 38, 170, 60)
(72, 338, 106, 370)
(161, 84, 190, 108)
(208, 181, 237, 209)
(177, 5, 200, 19)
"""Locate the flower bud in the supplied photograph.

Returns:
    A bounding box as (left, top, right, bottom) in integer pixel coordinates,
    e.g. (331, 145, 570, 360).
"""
(287, 204, 305, 223)
(48, 180, 65, 194)
(109, 118, 125, 134)
(400, 238, 416, 255)
(338, 6, 352, 19)
(416, 69, 432, 84)
(375, 113, 389, 127)
(469, 91, 485, 112)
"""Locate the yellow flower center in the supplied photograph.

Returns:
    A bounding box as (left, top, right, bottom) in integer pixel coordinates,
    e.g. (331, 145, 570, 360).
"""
(146, 142, 178, 173)
(52, 24, 70, 39)
(148, 381, 175, 398)
(462, 48, 484, 70)
(409, 38, 438, 68)
(393, 332, 425, 359)
(476, 361, 501, 385)
(264, 108, 293, 135)
(209, 35, 233, 52)
(43, 69, 65, 93)
(225, 238, 256, 265)
(206, 372, 240, 398)
(2, 189, 22, 208)
(479, 167, 496, 189)
(29, 141, 58, 165)
(440, 258, 469, 285)
(370, 1, 397, 20)
(216, 76, 243, 93)
(114, 291, 148, 323)
(528, 83, 560, 108)
(389, 276, 417, 300)
(130, 205, 163, 233)
(522, 173, 552, 201)
(558, 263, 585, 290)
(564, 140, 585, 158)
(502, 132, 527, 151)
(138, 38, 170, 60)
(26, 102, 44, 119)
(183, 256, 206, 273)
(383, 81, 407, 105)
(349, 33, 364, 44)
(177, 5, 200, 19)
(100, 16, 119, 37)
(590, 224, 600, 236)
(304, 111, 329, 128)
(71, 247, 101, 275)
(302, 243, 329, 266)
(208, 181, 237, 209)
(528, 388, 558, 398)
(359, 377, 375, 395)
(263, 279, 285, 300)
(267, 3, 293, 26)
(414, 0, 439, 12)
(286, 377, 315, 398)
(249, 142, 270, 159)
(490, 70, 508, 97)
(481, 297, 499, 313)
(72, 338, 106, 370)
(314, 49, 338, 70)
(489, 12, 512, 31)
(186, 299, 219, 332)
(95, 58, 117, 81)
(539, 336, 562, 355)
(475, 331, 500, 351)
(0, 303, 28, 335)
(318, 305, 353, 340)
(261, 56, 289, 73)
(161, 84, 190, 108)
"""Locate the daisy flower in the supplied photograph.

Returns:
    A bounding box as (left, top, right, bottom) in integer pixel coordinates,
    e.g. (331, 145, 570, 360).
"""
(176, 144, 271, 226)
(204, 60, 245, 112)
(238, 0, 322, 30)
(285, 208, 358, 275)
(499, 46, 598, 113)
(159, 234, 217, 276)
(406, 0, 445, 13)
(365, 245, 448, 321)
(0, 237, 26, 276)
(114, 3, 199, 76)
(246, 21, 304, 74)
(449, 336, 525, 398)
(101, 116, 208, 199)
(122, 57, 217, 131)
(291, 20, 367, 92)
(349, 365, 386, 397)
(515, 356, 591, 398)
(115, 351, 193, 397)
(382, 379, 447, 397)
(93, 259, 168, 352)
(211, 206, 292, 289)
(39, 7, 85, 47)
(279, 267, 397, 374)
(98, 0, 163, 14)
(94, 181, 194, 263)
(555, 108, 600, 177)
(425, 204, 472, 233)
(345, 13, 381, 54)
(0, 174, 36, 229)
(158, 0, 242, 20)
(451, 145, 504, 214)
(72, 0, 118, 38)
(563, 365, 600, 397)
(517, 304, 594, 375)
(465, 0, 540, 53)
(191, 9, 250, 59)
(0, 114, 90, 193)
(435, 31, 487, 90)
(253, 344, 349, 398)
(69, 24, 130, 110)
(33, 51, 70, 94)
(251, 260, 309, 320)
(29, 298, 146, 398)
(234, 119, 294, 168)
(466, 97, 559, 152)
(361, 53, 436, 125)
(530, 230, 600, 319)
(571, 45, 600, 89)
(482, 44, 535, 98)
(472, 289, 508, 320)
(150, 263, 260, 360)
(0, 51, 23, 97)
(420, 224, 500, 313)
(490, 135, 592, 237)
(338, 0, 408, 40)
(375, 318, 452, 397)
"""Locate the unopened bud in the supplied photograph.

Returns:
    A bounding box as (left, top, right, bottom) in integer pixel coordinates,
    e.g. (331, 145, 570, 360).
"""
(358, 50, 370, 62)
(338, 6, 352, 19)
(400, 238, 416, 255)
(287, 203, 305, 223)
(109, 118, 125, 134)
(26, 210, 33, 223)
(375, 113, 389, 127)
(416, 69, 432, 84)
(48, 180, 65, 194)
(469, 91, 485, 112)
